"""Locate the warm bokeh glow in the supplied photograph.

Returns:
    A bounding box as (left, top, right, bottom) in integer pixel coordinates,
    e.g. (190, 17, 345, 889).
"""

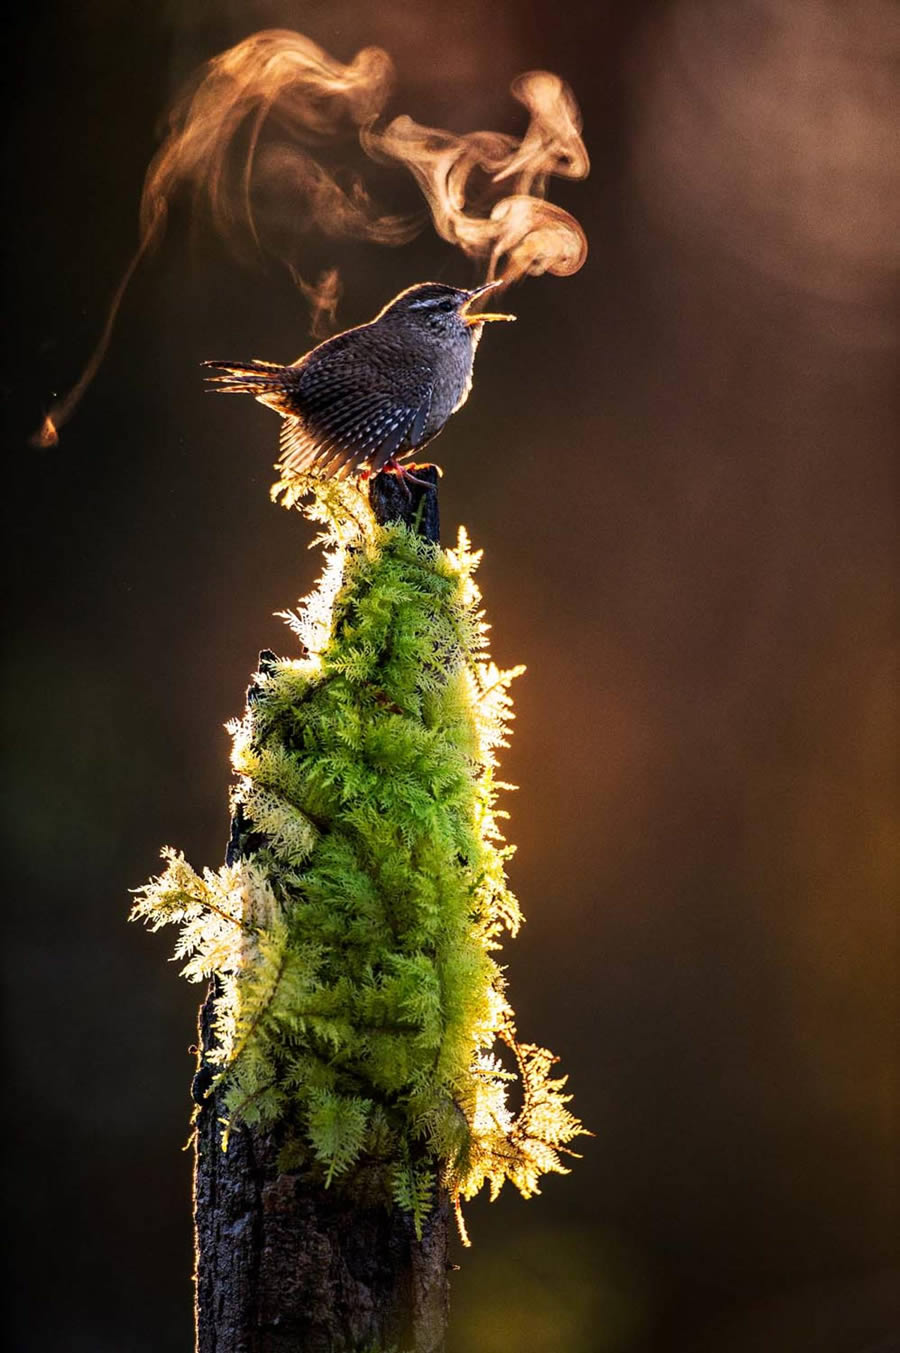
(6, 1, 898, 1350)
(631, 0, 899, 339)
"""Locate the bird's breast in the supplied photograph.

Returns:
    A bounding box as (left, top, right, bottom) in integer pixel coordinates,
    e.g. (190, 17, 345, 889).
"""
(429, 335, 479, 430)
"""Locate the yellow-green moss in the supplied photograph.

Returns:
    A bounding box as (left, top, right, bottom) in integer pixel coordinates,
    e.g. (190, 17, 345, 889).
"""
(132, 483, 585, 1240)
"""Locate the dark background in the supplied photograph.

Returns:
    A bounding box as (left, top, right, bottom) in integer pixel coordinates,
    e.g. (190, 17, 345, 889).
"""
(3, 2, 898, 1350)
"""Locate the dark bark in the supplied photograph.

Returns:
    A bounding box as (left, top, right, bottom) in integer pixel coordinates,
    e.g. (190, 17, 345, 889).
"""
(368, 464, 440, 543)
(194, 466, 449, 1353)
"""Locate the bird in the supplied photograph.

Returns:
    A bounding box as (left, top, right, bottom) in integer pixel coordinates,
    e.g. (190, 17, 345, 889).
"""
(203, 280, 515, 484)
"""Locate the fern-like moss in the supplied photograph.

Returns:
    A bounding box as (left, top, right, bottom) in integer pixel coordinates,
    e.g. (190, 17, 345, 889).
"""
(131, 479, 586, 1239)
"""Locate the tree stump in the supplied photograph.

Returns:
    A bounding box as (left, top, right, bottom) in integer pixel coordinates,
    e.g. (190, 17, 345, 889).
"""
(193, 466, 450, 1353)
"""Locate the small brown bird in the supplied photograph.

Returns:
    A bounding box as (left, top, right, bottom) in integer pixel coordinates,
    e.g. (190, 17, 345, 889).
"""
(204, 280, 515, 482)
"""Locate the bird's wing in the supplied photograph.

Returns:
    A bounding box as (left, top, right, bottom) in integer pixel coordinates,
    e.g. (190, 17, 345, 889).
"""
(278, 356, 434, 481)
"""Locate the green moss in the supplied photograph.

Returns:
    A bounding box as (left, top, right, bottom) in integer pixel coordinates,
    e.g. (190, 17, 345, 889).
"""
(132, 484, 586, 1240)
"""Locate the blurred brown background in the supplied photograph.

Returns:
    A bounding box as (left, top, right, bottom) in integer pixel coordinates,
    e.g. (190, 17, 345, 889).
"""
(2, 2, 897, 1350)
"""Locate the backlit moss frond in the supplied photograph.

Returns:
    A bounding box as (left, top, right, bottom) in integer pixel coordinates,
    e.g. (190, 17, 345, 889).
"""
(132, 483, 586, 1240)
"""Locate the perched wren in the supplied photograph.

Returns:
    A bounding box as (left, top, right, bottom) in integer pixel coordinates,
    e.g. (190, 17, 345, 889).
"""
(204, 280, 515, 482)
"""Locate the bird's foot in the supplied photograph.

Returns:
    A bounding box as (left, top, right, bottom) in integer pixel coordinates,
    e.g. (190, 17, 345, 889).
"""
(389, 461, 441, 491)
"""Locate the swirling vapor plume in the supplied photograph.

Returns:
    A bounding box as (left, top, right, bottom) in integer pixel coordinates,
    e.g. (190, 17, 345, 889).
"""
(34, 28, 588, 447)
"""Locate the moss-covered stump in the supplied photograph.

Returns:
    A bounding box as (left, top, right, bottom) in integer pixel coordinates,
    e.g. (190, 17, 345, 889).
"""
(133, 466, 585, 1351)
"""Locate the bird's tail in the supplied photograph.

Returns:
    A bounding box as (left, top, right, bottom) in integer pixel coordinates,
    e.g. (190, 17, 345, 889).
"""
(202, 359, 295, 410)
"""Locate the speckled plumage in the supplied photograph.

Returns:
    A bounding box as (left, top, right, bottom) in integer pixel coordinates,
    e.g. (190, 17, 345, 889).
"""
(204, 281, 514, 481)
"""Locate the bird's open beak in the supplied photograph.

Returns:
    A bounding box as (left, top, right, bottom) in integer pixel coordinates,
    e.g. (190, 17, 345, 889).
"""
(462, 280, 516, 327)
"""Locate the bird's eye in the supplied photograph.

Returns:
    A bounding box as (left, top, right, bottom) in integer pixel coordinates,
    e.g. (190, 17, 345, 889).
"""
(438, 300, 454, 312)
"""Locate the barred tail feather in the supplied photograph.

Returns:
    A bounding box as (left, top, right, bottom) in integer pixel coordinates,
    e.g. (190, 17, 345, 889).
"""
(202, 359, 294, 407)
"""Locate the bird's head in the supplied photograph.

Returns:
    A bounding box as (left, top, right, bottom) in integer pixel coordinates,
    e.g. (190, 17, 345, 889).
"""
(376, 281, 516, 339)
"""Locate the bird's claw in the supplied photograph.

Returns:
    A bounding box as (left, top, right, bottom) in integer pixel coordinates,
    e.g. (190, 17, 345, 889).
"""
(382, 460, 438, 493)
